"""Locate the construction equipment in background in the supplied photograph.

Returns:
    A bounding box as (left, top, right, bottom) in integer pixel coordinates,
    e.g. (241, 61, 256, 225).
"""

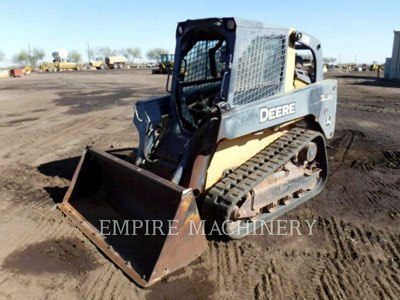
(105, 56, 127, 69)
(90, 57, 107, 70)
(341, 64, 355, 72)
(7, 67, 30, 77)
(23, 66, 31, 75)
(146, 62, 158, 68)
(60, 18, 337, 287)
(39, 62, 50, 71)
(362, 64, 368, 71)
(152, 54, 174, 74)
(10, 69, 23, 77)
(45, 61, 82, 72)
(42, 50, 82, 72)
(370, 61, 384, 72)
(0, 69, 9, 78)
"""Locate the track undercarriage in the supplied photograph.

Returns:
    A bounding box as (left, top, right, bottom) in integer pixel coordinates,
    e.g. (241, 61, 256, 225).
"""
(203, 127, 328, 238)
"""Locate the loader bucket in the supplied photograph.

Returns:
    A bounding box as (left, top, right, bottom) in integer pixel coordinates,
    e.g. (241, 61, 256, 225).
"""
(59, 147, 208, 287)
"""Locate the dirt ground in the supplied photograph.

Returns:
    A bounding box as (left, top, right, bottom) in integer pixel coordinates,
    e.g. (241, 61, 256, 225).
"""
(0, 69, 399, 300)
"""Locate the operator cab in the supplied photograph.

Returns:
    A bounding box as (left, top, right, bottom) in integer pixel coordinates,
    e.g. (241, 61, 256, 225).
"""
(174, 25, 232, 131)
(293, 39, 318, 88)
(143, 20, 235, 180)
(160, 54, 174, 63)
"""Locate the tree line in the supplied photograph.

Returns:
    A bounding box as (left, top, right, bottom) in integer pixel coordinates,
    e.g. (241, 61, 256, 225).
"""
(0, 48, 339, 68)
(0, 47, 170, 68)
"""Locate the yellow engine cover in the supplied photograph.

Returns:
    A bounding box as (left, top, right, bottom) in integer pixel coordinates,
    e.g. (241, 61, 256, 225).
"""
(205, 128, 288, 190)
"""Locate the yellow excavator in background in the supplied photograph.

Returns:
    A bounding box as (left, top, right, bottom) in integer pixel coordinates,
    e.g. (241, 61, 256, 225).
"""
(152, 53, 174, 74)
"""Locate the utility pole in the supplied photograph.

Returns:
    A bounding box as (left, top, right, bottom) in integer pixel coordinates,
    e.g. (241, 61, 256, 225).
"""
(87, 44, 90, 63)
(339, 54, 341, 65)
(355, 54, 357, 66)
(28, 43, 32, 67)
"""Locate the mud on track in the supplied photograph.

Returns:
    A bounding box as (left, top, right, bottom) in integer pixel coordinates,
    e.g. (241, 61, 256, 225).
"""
(0, 70, 399, 299)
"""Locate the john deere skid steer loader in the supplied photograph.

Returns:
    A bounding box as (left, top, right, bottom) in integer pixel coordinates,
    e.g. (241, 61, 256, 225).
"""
(60, 18, 337, 287)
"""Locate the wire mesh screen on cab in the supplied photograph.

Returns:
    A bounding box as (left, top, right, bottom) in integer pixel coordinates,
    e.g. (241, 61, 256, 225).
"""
(233, 35, 286, 106)
(181, 40, 226, 94)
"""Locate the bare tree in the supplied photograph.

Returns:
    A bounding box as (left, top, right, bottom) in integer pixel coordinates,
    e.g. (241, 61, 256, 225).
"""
(96, 47, 117, 58)
(0, 50, 5, 62)
(120, 47, 142, 62)
(146, 48, 169, 61)
(30, 48, 45, 67)
(88, 49, 94, 61)
(120, 48, 127, 58)
(13, 48, 45, 67)
(323, 57, 337, 64)
(68, 50, 82, 62)
(13, 50, 30, 66)
(13, 51, 25, 64)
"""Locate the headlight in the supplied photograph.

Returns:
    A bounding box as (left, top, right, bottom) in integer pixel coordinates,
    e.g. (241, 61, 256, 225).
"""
(226, 19, 236, 31)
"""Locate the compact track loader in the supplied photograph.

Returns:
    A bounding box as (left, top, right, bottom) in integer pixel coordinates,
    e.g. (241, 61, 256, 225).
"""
(60, 18, 337, 287)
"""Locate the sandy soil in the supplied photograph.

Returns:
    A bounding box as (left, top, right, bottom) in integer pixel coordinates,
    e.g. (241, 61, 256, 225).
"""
(0, 70, 399, 300)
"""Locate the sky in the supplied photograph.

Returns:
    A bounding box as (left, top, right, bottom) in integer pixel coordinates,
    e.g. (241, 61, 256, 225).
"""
(0, 0, 399, 66)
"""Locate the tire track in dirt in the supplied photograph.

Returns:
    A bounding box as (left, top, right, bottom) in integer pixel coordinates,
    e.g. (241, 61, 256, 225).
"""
(318, 219, 363, 299)
(328, 129, 400, 172)
(187, 241, 265, 299)
(0, 216, 97, 300)
(191, 210, 400, 299)
(0, 164, 146, 300)
(236, 212, 400, 299)
(346, 175, 400, 223)
(3, 71, 400, 299)
(253, 251, 329, 299)
(338, 102, 400, 115)
(204, 239, 319, 299)
(262, 260, 285, 299)
(0, 109, 126, 167)
(323, 128, 400, 227)
(78, 265, 112, 299)
(350, 150, 400, 171)
(98, 272, 137, 300)
(1, 131, 397, 300)
(77, 255, 143, 300)
(0, 210, 78, 270)
(86, 266, 118, 300)
(0, 165, 68, 250)
(0, 162, 108, 299)
(313, 216, 400, 299)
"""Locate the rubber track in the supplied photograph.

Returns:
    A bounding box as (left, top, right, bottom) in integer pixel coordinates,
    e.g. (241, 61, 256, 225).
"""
(203, 127, 324, 232)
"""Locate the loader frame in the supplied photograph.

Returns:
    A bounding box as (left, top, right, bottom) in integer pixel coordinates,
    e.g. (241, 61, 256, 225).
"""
(60, 17, 337, 288)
